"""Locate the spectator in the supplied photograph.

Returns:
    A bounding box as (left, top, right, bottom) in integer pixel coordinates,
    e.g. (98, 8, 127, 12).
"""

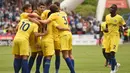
(71, 20, 77, 34)
(76, 19, 83, 34)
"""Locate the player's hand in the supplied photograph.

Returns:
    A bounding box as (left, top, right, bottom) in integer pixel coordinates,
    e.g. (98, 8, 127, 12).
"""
(41, 31, 48, 36)
(68, 28, 71, 31)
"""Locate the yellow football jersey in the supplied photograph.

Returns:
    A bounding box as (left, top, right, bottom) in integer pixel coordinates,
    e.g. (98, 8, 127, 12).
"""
(42, 21, 58, 41)
(48, 11, 71, 36)
(40, 10, 50, 33)
(20, 12, 29, 20)
(101, 22, 108, 37)
(15, 19, 38, 40)
(53, 24, 59, 40)
(41, 10, 60, 40)
(20, 12, 39, 21)
(41, 10, 50, 20)
(105, 14, 126, 36)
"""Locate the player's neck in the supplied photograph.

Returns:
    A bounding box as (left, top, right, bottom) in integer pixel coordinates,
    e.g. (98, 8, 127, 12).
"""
(110, 13, 117, 17)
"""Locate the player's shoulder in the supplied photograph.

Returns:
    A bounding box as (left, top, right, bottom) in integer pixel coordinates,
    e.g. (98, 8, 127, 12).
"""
(43, 10, 50, 14)
(106, 14, 111, 17)
(41, 10, 50, 18)
(20, 12, 29, 20)
(101, 22, 106, 27)
(116, 14, 123, 18)
(60, 11, 66, 14)
(20, 19, 29, 22)
(50, 12, 59, 17)
(20, 12, 29, 16)
(60, 11, 67, 15)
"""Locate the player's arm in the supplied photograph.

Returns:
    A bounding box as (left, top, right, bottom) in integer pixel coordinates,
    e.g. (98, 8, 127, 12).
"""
(33, 23, 48, 37)
(56, 26, 70, 31)
(120, 16, 128, 31)
(39, 19, 51, 24)
(15, 25, 19, 31)
(34, 31, 48, 37)
(103, 24, 108, 33)
(28, 17, 41, 25)
(28, 13, 41, 19)
(99, 25, 103, 45)
(15, 21, 22, 32)
(104, 15, 109, 33)
(39, 13, 57, 25)
(53, 21, 70, 31)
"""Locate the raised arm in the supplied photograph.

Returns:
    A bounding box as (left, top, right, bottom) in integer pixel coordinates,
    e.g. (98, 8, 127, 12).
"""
(39, 19, 51, 24)
(34, 31, 48, 37)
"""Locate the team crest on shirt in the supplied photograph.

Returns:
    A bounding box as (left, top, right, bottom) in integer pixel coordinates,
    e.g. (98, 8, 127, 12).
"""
(114, 19, 117, 22)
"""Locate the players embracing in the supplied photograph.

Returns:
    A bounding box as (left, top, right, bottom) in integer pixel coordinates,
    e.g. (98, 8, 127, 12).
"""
(12, 1, 75, 73)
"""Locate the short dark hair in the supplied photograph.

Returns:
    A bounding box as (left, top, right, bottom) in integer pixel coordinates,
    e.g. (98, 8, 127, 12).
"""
(111, 4, 117, 9)
(37, 2, 45, 7)
(45, 0, 52, 6)
(54, 2, 60, 7)
(49, 4, 59, 13)
(22, 4, 32, 12)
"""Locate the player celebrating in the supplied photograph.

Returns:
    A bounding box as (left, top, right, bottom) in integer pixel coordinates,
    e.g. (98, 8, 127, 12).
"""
(54, 2, 75, 73)
(105, 4, 128, 73)
(12, 18, 46, 73)
(39, 4, 75, 73)
(40, 3, 67, 73)
(41, 1, 61, 73)
(28, 3, 45, 73)
(20, 4, 40, 21)
(99, 22, 111, 67)
(40, 0, 53, 69)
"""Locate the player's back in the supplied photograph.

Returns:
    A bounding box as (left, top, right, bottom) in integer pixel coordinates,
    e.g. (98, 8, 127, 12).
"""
(55, 11, 71, 35)
(20, 12, 29, 20)
(15, 19, 38, 40)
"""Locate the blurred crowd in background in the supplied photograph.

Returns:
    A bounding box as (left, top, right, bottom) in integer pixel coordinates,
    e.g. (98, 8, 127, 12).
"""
(0, 0, 100, 35)
(0, 0, 130, 42)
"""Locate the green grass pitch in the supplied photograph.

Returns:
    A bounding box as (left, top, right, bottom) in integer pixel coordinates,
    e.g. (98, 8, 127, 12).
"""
(0, 44, 130, 73)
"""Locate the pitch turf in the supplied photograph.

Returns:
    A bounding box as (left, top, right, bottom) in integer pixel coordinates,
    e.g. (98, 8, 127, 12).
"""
(0, 44, 130, 73)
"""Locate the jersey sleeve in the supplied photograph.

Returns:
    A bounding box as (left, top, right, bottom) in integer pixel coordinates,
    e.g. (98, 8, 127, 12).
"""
(33, 23, 38, 32)
(101, 24, 104, 31)
(20, 13, 28, 20)
(120, 17, 126, 26)
(41, 10, 50, 20)
(41, 11, 46, 20)
(52, 21, 59, 27)
(48, 13, 58, 21)
(101, 22, 106, 31)
(105, 15, 109, 24)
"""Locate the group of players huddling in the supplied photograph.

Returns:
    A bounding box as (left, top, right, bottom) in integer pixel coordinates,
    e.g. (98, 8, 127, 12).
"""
(99, 4, 128, 73)
(12, 1, 75, 73)
(11, 1, 128, 73)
